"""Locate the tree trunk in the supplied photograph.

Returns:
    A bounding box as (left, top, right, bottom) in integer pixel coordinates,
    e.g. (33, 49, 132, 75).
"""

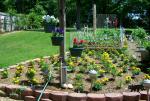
(10, 16, 13, 31)
(76, 0, 81, 30)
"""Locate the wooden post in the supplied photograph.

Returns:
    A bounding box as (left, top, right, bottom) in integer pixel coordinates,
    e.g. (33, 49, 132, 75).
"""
(93, 1, 96, 34)
(58, 0, 67, 86)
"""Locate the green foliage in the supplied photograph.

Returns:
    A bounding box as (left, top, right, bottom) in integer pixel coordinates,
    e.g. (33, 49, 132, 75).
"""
(12, 77, 20, 84)
(74, 81, 84, 92)
(74, 73, 84, 92)
(1, 68, 8, 78)
(15, 14, 28, 30)
(93, 80, 103, 91)
(132, 28, 147, 39)
(26, 67, 36, 80)
(75, 74, 83, 81)
(116, 80, 124, 89)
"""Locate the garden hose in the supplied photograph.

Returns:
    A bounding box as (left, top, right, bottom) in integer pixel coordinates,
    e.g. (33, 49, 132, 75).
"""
(37, 68, 53, 101)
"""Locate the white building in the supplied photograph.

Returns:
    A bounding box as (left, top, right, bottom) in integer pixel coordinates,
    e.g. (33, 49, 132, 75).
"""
(0, 12, 16, 33)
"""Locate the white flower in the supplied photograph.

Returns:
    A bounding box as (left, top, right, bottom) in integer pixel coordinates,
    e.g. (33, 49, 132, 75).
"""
(56, 18, 59, 23)
(50, 15, 55, 20)
(42, 15, 46, 20)
(46, 15, 51, 23)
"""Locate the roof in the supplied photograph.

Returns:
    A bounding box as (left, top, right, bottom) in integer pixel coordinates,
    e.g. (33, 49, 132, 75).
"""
(0, 12, 9, 16)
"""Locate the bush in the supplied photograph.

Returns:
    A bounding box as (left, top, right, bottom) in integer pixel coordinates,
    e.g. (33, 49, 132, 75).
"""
(132, 28, 147, 39)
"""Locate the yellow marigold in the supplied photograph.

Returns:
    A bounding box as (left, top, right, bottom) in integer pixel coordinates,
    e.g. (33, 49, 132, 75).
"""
(12, 77, 20, 84)
(144, 74, 150, 80)
(125, 75, 132, 83)
(100, 77, 109, 84)
(99, 69, 105, 74)
(69, 62, 74, 67)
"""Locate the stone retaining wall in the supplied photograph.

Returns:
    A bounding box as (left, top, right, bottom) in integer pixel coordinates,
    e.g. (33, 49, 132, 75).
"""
(0, 84, 149, 101)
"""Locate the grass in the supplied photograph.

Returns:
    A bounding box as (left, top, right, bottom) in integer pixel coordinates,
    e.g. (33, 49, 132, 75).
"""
(0, 31, 70, 67)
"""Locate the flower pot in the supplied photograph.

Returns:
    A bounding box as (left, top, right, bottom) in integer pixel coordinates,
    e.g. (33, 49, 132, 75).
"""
(44, 23, 55, 33)
(69, 48, 84, 57)
(51, 36, 64, 46)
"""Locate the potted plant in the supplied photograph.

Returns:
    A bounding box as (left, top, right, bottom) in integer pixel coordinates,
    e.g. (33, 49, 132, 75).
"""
(42, 15, 59, 33)
(69, 38, 86, 57)
(51, 27, 64, 46)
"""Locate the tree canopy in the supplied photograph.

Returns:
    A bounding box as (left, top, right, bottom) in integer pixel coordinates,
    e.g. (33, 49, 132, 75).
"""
(0, 0, 149, 29)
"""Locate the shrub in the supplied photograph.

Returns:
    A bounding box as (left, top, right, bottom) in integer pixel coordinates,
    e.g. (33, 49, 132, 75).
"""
(132, 28, 147, 39)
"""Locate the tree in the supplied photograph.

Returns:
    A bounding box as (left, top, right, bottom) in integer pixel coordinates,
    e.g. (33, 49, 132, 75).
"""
(76, 0, 81, 30)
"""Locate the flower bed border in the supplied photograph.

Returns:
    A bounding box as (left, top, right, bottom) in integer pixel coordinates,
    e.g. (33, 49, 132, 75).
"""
(0, 83, 149, 101)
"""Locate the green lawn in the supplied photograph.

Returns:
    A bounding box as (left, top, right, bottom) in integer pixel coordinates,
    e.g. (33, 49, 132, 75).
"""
(0, 31, 70, 67)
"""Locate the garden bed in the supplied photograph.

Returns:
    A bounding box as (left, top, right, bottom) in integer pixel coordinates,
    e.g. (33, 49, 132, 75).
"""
(0, 48, 149, 94)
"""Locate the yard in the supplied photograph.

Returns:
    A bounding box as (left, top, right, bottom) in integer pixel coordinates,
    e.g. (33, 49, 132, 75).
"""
(0, 31, 70, 67)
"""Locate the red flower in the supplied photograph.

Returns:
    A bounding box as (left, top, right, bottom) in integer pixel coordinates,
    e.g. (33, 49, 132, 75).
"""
(79, 40, 84, 44)
(73, 38, 78, 44)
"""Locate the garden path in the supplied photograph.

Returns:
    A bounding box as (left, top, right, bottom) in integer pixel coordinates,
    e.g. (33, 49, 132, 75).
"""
(128, 40, 139, 60)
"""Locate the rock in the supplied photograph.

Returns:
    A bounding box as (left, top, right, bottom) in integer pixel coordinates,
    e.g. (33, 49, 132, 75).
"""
(68, 84, 73, 89)
(61, 84, 68, 88)
(0, 90, 6, 97)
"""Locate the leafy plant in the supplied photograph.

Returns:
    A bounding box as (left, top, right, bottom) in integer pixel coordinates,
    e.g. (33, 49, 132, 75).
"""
(74, 81, 84, 93)
(73, 38, 87, 48)
(122, 65, 128, 73)
(116, 80, 124, 89)
(100, 77, 109, 85)
(125, 75, 132, 83)
(93, 80, 103, 91)
(52, 27, 64, 37)
(144, 74, 150, 80)
(12, 77, 20, 84)
(74, 74, 84, 92)
(98, 69, 105, 77)
(131, 66, 141, 76)
(132, 28, 147, 39)
(15, 65, 24, 77)
(26, 67, 37, 85)
(1, 68, 8, 79)
(42, 15, 59, 26)
(75, 74, 83, 81)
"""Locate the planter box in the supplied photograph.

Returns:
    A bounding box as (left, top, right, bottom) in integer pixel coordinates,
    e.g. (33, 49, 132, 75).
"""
(44, 23, 55, 33)
(69, 48, 84, 57)
(51, 36, 64, 46)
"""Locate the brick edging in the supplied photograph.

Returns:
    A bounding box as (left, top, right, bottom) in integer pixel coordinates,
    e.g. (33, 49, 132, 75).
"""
(0, 83, 149, 101)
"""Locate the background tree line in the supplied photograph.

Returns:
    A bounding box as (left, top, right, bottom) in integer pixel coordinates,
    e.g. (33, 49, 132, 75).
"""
(0, 0, 149, 30)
